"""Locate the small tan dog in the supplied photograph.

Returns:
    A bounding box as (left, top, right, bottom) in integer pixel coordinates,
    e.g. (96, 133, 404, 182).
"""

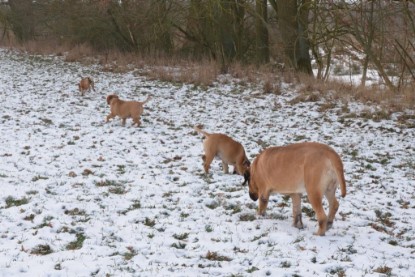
(106, 94, 151, 127)
(242, 142, 346, 236)
(78, 77, 95, 96)
(194, 126, 250, 175)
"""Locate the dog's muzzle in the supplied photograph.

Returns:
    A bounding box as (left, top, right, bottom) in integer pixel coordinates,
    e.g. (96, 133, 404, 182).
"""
(249, 192, 258, 201)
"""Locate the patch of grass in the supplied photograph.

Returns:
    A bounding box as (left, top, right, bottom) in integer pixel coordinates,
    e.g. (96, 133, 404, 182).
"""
(360, 109, 391, 122)
(108, 185, 127, 195)
(205, 225, 213, 232)
(204, 251, 232, 262)
(388, 240, 398, 246)
(180, 212, 189, 218)
(374, 265, 392, 276)
(5, 196, 29, 208)
(95, 179, 119, 187)
(64, 208, 86, 216)
(66, 233, 86, 250)
(302, 206, 315, 218)
(144, 217, 156, 227)
(293, 135, 308, 141)
(206, 201, 219, 209)
(224, 203, 242, 214)
(31, 244, 53, 255)
(40, 118, 53, 125)
(374, 210, 395, 227)
(32, 175, 49, 182)
(23, 214, 35, 221)
(246, 266, 259, 273)
(119, 199, 141, 215)
(35, 216, 54, 229)
(280, 261, 291, 268)
(173, 233, 189, 240)
(116, 164, 126, 175)
(239, 213, 256, 221)
(81, 169, 93, 176)
(123, 246, 137, 261)
(318, 102, 337, 112)
(339, 244, 357, 254)
(289, 91, 321, 105)
(327, 266, 346, 276)
(171, 242, 186, 249)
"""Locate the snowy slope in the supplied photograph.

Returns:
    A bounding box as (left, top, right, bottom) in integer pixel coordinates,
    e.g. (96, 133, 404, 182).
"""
(0, 49, 414, 276)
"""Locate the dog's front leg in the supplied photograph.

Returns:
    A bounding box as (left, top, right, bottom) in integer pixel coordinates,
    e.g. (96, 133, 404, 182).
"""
(121, 118, 127, 126)
(257, 192, 269, 216)
(291, 193, 304, 229)
(106, 113, 115, 122)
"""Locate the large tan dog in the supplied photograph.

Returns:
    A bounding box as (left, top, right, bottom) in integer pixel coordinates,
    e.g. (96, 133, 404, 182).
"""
(106, 94, 151, 127)
(242, 142, 346, 236)
(78, 77, 95, 96)
(194, 126, 250, 175)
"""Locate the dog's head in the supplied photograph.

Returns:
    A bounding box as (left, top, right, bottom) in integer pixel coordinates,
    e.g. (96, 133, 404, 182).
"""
(242, 162, 259, 202)
(106, 94, 119, 105)
(87, 77, 95, 90)
(243, 158, 251, 168)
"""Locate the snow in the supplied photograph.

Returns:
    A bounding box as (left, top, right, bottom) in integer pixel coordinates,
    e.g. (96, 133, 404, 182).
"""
(0, 49, 414, 276)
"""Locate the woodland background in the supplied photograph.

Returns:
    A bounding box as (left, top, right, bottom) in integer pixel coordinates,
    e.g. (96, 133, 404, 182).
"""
(0, 0, 414, 104)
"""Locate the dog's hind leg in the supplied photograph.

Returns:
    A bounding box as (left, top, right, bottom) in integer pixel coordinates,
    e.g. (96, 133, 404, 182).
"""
(307, 191, 327, 236)
(132, 116, 141, 127)
(325, 184, 339, 230)
(306, 163, 328, 236)
(203, 153, 214, 174)
(222, 161, 229, 174)
(291, 193, 304, 229)
(121, 118, 127, 126)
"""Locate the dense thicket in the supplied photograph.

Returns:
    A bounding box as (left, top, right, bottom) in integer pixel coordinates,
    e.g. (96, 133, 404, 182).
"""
(0, 0, 414, 90)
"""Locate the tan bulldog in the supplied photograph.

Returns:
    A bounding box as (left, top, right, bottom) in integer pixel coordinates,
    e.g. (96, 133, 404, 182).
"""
(106, 94, 151, 127)
(194, 126, 250, 175)
(78, 77, 95, 96)
(242, 142, 346, 236)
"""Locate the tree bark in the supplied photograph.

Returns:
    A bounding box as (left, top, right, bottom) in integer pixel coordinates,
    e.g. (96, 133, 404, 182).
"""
(8, 0, 35, 42)
(255, 0, 269, 64)
(274, 0, 313, 75)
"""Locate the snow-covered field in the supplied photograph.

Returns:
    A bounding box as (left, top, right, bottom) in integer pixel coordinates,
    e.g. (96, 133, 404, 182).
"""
(0, 49, 414, 276)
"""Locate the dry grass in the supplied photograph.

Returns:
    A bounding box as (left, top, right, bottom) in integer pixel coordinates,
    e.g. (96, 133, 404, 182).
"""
(141, 59, 220, 87)
(3, 39, 413, 111)
(297, 74, 414, 111)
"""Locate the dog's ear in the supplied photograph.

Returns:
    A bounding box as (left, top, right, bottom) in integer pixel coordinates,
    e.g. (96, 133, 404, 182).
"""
(242, 169, 250, 186)
(106, 95, 115, 105)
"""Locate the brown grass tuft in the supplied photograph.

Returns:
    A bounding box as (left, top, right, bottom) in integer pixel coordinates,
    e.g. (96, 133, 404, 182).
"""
(65, 44, 95, 63)
(4, 39, 413, 111)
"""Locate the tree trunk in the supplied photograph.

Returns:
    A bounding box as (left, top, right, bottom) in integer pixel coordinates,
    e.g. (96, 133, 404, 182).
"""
(275, 0, 313, 75)
(255, 0, 269, 64)
(8, 0, 35, 42)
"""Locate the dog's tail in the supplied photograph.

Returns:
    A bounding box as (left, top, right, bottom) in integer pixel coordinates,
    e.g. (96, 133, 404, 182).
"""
(106, 94, 118, 105)
(88, 77, 95, 91)
(142, 95, 151, 104)
(194, 126, 210, 137)
(331, 152, 346, 198)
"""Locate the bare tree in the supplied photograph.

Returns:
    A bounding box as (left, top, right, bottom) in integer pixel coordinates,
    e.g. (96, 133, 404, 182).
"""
(269, 0, 313, 75)
(7, 0, 34, 42)
(255, 0, 269, 64)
